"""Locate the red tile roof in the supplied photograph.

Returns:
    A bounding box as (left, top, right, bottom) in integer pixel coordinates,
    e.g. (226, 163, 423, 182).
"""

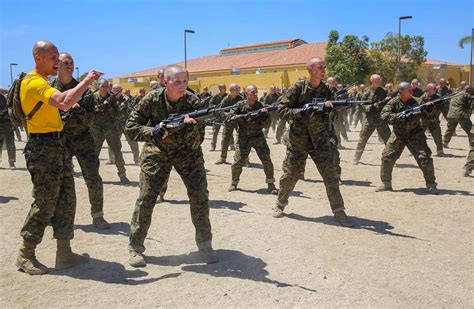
(220, 38, 304, 53)
(116, 41, 462, 78)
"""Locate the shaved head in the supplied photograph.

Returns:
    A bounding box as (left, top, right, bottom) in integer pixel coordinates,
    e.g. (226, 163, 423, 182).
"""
(32, 40, 57, 57)
(164, 65, 187, 81)
(59, 52, 73, 61)
(306, 57, 324, 70)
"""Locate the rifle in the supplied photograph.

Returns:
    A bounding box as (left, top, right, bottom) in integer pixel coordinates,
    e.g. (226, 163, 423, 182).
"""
(61, 91, 94, 121)
(227, 103, 278, 123)
(333, 83, 357, 99)
(300, 98, 373, 115)
(95, 92, 118, 112)
(160, 103, 237, 131)
(397, 91, 464, 119)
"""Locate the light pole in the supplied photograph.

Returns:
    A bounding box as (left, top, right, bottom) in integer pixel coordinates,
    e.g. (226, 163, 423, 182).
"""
(75, 67, 80, 80)
(470, 28, 473, 86)
(9, 63, 18, 85)
(397, 16, 412, 79)
(184, 29, 195, 68)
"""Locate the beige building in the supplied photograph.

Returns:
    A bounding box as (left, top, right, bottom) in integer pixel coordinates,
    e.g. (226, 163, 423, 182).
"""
(112, 39, 469, 94)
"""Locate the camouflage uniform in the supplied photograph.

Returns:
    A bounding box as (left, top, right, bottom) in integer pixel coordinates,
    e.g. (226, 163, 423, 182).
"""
(464, 131, 474, 176)
(412, 87, 423, 98)
(443, 92, 472, 147)
(228, 99, 275, 186)
(353, 87, 391, 162)
(198, 91, 212, 108)
(263, 92, 280, 136)
(275, 79, 344, 213)
(0, 94, 16, 165)
(208, 92, 227, 150)
(218, 93, 242, 161)
(379, 96, 437, 188)
(125, 88, 212, 253)
(51, 78, 105, 218)
(90, 92, 127, 178)
(420, 92, 444, 154)
(112, 95, 140, 164)
(438, 86, 452, 120)
(329, 87, 348, 146)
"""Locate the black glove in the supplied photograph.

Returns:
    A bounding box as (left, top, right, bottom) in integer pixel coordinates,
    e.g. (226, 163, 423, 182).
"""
(152, 122, 167, 140)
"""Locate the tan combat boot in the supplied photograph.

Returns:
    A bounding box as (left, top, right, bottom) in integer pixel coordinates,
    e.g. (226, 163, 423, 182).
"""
(375, 182, 393, 192)
(334, 211, 355, 228)
(15, 241, 48, 275)
(92, 216, 111, 230)
(55, 239, 89, 270)
(197, 241, 218, 264)
(128, 250, 146, 267)
(267, 183, 278, 195)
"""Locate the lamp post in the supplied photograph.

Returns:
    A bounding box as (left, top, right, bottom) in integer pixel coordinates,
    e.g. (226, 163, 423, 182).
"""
(397, 16, 412, 79)
(75, 67, 80, 80)
(184, 29, 195, 68)
(9, 63, 18, 86)
(470, 28, 473, 85)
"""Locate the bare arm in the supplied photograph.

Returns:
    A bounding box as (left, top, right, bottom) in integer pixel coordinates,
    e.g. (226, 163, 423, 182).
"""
(49, 70, 103, 110)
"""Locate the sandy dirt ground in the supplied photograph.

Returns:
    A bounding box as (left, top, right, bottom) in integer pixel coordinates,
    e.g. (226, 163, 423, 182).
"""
(0, 119, 472, 307)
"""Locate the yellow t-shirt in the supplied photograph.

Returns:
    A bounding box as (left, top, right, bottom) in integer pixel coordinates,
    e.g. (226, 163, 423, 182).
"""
(20, 71, 62, 133)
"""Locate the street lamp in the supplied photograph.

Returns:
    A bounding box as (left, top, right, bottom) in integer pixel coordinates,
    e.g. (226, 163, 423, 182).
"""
(397, 15, 412, 79)
(75, 67, 80, 80)
(184, 29, 195, 69)
(9, 63, 18, 85)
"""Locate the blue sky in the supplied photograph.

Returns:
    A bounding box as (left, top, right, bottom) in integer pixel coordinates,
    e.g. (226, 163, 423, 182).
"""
(0, 0, 472, 88)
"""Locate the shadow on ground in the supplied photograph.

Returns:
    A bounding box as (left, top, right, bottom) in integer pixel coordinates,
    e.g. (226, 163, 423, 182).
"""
(147, 249, 317, 292)
(75, 221, 130, 236)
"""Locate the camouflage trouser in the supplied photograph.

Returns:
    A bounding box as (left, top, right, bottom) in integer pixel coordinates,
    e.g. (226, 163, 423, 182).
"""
(91, 124, 126, 177)
(380, 133, 436, 186)
(277, 130, 344, 213)
(354, 117, 391, 161)
(264, 111, 278, 136)
(350, 105, 362, 127)
(440, 103, 450, 121)
(231, 133, 275, 185)
(333, 114, 348, 144)
(275, 119, 287, 143)
(421, 120, 443, 153)
(210, 124, 221, 150)
(465, 132, 474, 172)
(66, 130, 104, 218)
(129, 148, 212, 253)
(0, 122, 16, 163)
(20, 136, 76, 245)
(444, 118, 472, 147)
(14, 126, 22, 141)
(110, 120, 140, 164)
(220, 123, 236, 160)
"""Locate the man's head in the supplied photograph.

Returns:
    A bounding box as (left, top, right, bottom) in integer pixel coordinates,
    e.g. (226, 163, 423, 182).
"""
(426, 83, 436, 96)
(439, 78, 446, 87)
(123, 88, 131, 97)
(336, 83, 344, 90)
(306, 57, 326, 80)
(218, 83, 226, 94)
(327, 77, 337, 88)
(164, 65, 188, 98)
(158, 69, 165, 85)
(203, 86, 209, 92)
(411, 79, 420, 89)
(229, 83, 240, 97)
(244, 84, 258, 105)
(98, 79, 109, 95)
(459, 81, 467, 89)
(358, 84, 366, 92)
(112, 83, 122, 96)
(398, 82, 413, 102)
(58, 52, 74, 78)
(385, 83, 393, 91)
(270, 85, 277, 94)
(139, 87, 146, 96)
(150, 80, 159, 90)
(466, 86, 474, 96)
(370, 74, 382, 88)
(32, 40, 60, 76)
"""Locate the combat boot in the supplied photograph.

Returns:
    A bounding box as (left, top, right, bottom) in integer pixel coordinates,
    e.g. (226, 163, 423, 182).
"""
(267, 183, 278, 195)
(9, 162, 16, 170)
(55, 239, 89, 270)
(334, 211, 355, 228)
(352, 158, 359, 165)
(215, 158, 226, 165)
(427, 184, 439, 195)
(15, 241, 48, 275)
(119, 175, 130, 184)
(437, 150, 447, 157)
(463, 166, 471, 177)
(272, 207, 284, 218)
(92, 216, 110, 230)
(157, 194, 165, 203)
(375, 182, 393, 192)
(228, 184, 238, 192)
(197, 241, 218, 264)
(128, 250, 146, 267)
(229, 145, 235, 151)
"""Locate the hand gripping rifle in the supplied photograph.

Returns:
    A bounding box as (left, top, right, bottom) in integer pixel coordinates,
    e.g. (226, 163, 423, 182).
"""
(300, 98, 373, 115)
(397, 91, 465, 119)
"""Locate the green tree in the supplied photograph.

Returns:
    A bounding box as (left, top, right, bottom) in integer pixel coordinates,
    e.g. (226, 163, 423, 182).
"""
(370, 32, 427, 83)
(325, 30, 371, 85)
(458, 35, 473, 48)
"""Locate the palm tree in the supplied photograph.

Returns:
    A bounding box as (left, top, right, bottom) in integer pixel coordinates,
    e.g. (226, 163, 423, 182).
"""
(459, 35, 473, 48)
